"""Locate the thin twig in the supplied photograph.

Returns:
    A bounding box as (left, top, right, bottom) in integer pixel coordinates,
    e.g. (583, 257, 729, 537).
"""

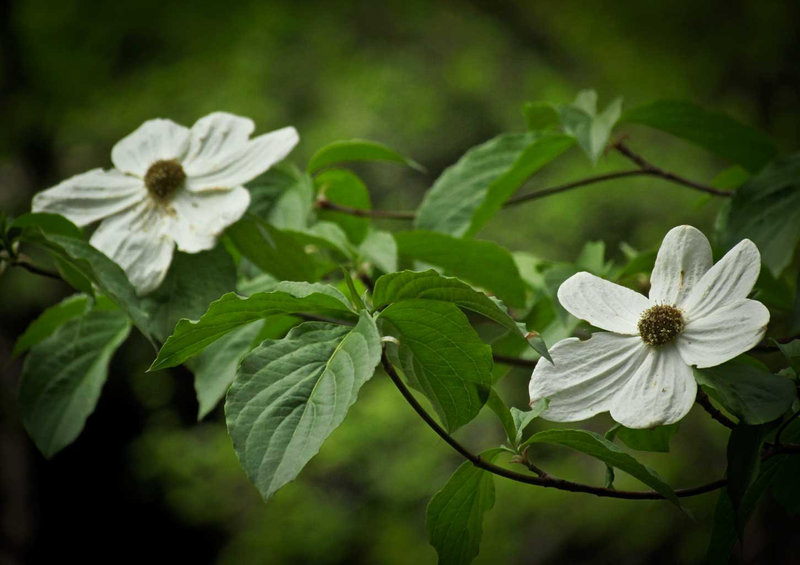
(696, 390, 737, 429)
(492, 354, 539, 369)
(316, 199, 416, 220)
(382, 352, 726, 500)
(612, 141, 733, 197)
(503, 170, 648, 206)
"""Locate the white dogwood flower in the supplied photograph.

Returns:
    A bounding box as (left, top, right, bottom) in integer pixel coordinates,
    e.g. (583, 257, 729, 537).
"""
(32, 112, 298, 294)
(529, 225, 769, 429)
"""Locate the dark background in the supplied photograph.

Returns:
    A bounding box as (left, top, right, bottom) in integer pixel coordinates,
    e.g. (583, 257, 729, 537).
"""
(2, 1, 800, 563)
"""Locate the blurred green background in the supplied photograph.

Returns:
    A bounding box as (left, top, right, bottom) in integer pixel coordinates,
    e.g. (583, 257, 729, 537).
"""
(2, 1, 799, 563)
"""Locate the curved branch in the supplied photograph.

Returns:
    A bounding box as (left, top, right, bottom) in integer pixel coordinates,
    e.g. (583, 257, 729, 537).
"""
(612, 141, 733, 197)
(381, 353, 726, 500)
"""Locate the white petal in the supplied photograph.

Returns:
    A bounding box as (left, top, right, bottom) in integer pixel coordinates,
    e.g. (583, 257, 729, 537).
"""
(557, 272, 650, 334)
(530, 333, 647, 422)
(111, 119, 190, 176)
(32, 168, 145, 227)
(610, 344, 696, 428)
(682, 239, 762, 319)
(678, 299, 769, 368)
(649, 225, 712, 307)
(89, 201, 174, 295)
(185, 126, 299, 191)
(182, 112, 256, 176)
(168, 186, 251, 253)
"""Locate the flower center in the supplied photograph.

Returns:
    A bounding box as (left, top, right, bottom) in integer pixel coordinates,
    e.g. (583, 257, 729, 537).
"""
(638, 304, 685, 346)
(144, 159, 185, 203)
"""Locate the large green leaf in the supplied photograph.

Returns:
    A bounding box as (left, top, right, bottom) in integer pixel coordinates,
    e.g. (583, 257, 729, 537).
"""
(724, 153, 800, 276)
(18, 304, 131, 457)
(358, 228, 397, 274)
(380, 299, 493, 432)
(523, 429, 679, 506)
(225, 216, 321, 282)
(140, 246, 236, 341)
(614, 423, 679, 453)
(315, 168, 372, 244)
(226, 312, 382, 499)
(190, 320, 264, 420)
(13, 294, 89, 357)
(415, 132, 573, 237)
(150, 282, 355, 371)
(394, 231, 527, 308)
(694, 357, 796, 425)
(426, 449, 503, 565)
(24, 229, 151, 337)
(622, 100, 777, 173)
(307, 139, 423, 173)
(373, 269, 549, 359)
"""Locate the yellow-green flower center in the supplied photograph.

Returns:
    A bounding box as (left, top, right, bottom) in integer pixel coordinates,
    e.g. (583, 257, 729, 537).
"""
(144, 159, 185, 203)
(638, 304, 685, 346)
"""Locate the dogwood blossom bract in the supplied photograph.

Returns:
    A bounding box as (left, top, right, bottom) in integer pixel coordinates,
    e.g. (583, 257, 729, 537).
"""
(529, 225, 769, 428)
(32, 112, 298, 294)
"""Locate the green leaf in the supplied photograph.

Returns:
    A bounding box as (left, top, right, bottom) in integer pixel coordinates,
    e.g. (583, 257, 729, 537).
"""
(13, 294, 90, 357)
(11, 212, 83, 239)
(622, 100, 777, 173)
(614, 424, 679, 453)
(724, 153, 800, 276)
(358, 229, 397, 274)
(140, 246, 236, 341)
(426, 449, 503, 565)
(695, 357, 796, 425)
(316, 168, 372, 244)
(380, 299, 493, 432)
(308, 139, 423, 173)
(486, 389, 516, 445)
(226, 216, 321, 282)
(415, 132, 573, 237)
(372, 269, 548, 358)
(559, 90, 623, 164)
(725, 424, 765, 523)
(510, 399, 548, 445)
(394, 231, 527, 308)
(150, 282, 355, 371)
(226, 312, 382, 499)
(18, 305, 131, 457)
(246, 163, 314, 230)
(776, 339, 800, 374)
(523, 428, 680, 506)
(189, 320, 264, 420)
(25, 230, 151, 337)
(707, 421, 799, 563)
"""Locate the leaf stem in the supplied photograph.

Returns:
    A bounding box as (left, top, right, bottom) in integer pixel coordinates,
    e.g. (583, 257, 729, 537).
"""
(382, 352, 726, 500)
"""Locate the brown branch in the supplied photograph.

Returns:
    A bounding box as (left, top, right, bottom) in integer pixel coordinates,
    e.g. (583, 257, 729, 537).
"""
(382, 352, 726, 500)
(316, 199, 416, 220)
(696, 390, 737, 429)
(612, 141, 734, 197)
(492, 353, 539, 369)
(503, 169, 649, 206)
